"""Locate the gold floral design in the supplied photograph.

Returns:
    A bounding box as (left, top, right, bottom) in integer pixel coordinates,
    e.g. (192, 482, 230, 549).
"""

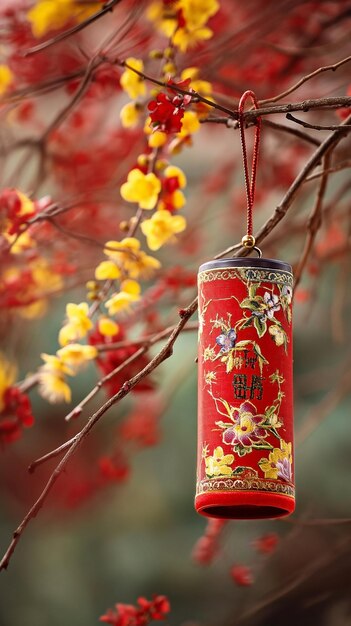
(204, 446, 234, 477)
(258, 439, 292, 482)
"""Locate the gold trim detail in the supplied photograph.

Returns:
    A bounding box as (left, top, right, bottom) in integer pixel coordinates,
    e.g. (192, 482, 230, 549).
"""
(198, 267, 293, 287)
(196, 476, 295, 498)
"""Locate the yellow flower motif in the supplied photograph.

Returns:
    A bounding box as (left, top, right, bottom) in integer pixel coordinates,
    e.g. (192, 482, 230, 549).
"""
(57, 344, 97, 367)
(148, 130, 167, 148)
(38, 354, 73, 404)
(141, 210, 186, 251)
(27, 0, 100, 38)
(259, 439, 293, 481)
(178, 111, 200, 138)
(120, 58, 146, 100)
(105, 280, 141, 316)
(59, 302, 93, 347)
(120, 102, 141, 128)
(269, 325, 285, 347)
(98, 317, 119, 337)
(0, 65, 13, 95)
(205, 446, 234, 478)
(0, 353, 17, 412)
(104, 238, 161, 279)
(95, 260, 121, 281)
(172, 26, 213, 53)
(176, 0, 219, 29)
(121, 169, 161, 210)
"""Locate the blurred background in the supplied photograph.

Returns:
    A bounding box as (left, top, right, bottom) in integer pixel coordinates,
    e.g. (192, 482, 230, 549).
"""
(0, 1, 351, 625)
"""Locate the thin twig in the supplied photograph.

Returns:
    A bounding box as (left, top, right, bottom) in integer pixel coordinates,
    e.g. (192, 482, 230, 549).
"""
(260, 55, 351, 105)
(286, 112, 351, 131)
(262, 119, 321, 146)
(294, 152, 331, 288)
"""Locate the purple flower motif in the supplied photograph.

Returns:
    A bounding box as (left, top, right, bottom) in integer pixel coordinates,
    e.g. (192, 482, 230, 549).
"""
(222, 400, 267, 449)
(276, 457, 292, 482)
(216, 328, 236, 353)
(263, 292, 280, 319)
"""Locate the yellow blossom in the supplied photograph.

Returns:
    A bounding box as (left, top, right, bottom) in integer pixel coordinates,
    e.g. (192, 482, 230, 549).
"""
(146, 1, 177, 37)
(95, 260, 121, 281)
(158, 190, 185, 211)
(39, 372, 72, 403)
(141, 209, 186, 251)
(176, 0, 219, 29)
(57, 344, 97, 367)
(120, 102, 141, 128)
(178, 111, 200, 138)
(98, 317, 120, 337)
(17, 300, 48, 319)
(59, 302, 92, 346)
(0, 65, 13, 95)
(164, 165, 187, 188)
(120, 58, 146, 100)
(31, 259, 63, 294)
(103, 237, 161, 279)
(40, 354, 73, 375)
(105, 280, 141, 316)
(172, 26, 213, 52)
(38, 353, 73, 403)
(0, 353, 17, 412)
(148, 130, 167, 148)
(121, 169, 161, 210)
(205, 446, 234, 477)
(5, 231, 36, 254)
(27, 0, 101, 38)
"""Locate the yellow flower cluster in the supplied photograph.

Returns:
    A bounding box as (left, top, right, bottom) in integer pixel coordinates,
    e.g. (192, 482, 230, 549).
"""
(119, 58, 146, 129)
(27, 0, 101, 38)
(101, 237, 161, 279)
(59, 302, 93, 347)
(39, 344, 97, 404)
(147, 0, 219, 52)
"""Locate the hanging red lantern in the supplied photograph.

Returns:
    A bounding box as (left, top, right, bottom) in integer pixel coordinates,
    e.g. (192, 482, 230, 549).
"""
(196, 256, 294, 519)
(195, 92, 295, 519)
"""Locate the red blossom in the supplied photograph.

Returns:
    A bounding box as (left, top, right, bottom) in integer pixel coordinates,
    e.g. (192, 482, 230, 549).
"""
(0, 188, 36, 236)
(253, 532, 279, 554)
(230, 564, 254, 586)
(148, 92, 185, 134)
(100, 595, 170, 625)
(0, 387, 34, 446)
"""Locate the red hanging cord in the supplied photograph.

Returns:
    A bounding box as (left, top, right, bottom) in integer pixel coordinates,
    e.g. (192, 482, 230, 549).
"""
(238, 91, 261, 240)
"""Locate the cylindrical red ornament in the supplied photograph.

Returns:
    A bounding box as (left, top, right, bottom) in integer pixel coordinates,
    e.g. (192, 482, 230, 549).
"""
(196, 257, 294, 519)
